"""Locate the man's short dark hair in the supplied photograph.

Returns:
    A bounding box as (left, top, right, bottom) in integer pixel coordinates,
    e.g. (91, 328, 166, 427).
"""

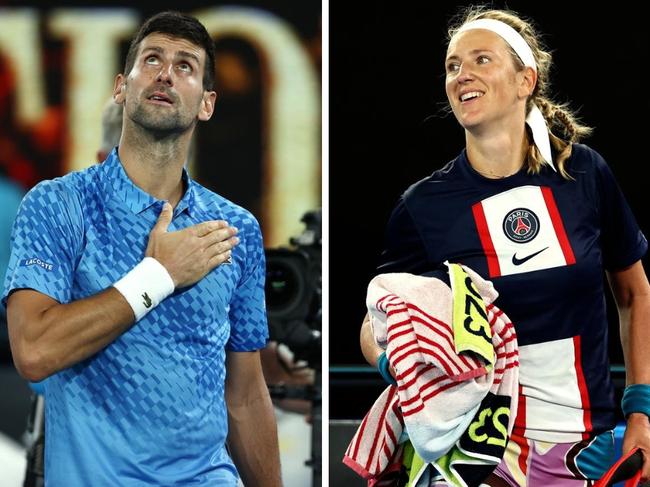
(123, 11, 216, 91)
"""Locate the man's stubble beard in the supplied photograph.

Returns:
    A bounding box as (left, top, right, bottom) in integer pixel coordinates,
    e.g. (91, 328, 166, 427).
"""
(129, 102, 195, 136)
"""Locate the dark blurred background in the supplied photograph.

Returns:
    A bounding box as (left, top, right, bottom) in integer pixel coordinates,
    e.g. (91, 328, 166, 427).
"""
(329, 0, 647, 454)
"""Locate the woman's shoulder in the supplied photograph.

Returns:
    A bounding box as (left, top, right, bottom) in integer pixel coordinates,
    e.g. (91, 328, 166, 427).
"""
(403, 155, 464, 201)
(567, 143, 609, 173)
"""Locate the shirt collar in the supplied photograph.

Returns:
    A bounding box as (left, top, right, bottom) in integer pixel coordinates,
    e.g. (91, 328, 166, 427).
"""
(101, 148, 195, 216)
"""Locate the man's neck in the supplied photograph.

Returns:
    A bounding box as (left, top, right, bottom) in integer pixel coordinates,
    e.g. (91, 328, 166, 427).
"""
(117, 126, 192, 207)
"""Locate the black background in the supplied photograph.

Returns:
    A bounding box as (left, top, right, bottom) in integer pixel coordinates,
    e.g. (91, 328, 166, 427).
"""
(330, 0, 649, 376)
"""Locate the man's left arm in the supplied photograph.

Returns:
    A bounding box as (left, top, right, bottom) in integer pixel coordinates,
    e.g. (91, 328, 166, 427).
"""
(226, 350, 282, 487)
(608, 260, 650, 480)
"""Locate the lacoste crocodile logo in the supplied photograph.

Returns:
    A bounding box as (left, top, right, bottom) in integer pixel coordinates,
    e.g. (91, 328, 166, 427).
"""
(142, 292, 152, 308)
(511, 247, 549, 266)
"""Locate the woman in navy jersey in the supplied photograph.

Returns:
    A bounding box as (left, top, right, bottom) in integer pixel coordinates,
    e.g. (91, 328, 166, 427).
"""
(359, 6, 650, 486)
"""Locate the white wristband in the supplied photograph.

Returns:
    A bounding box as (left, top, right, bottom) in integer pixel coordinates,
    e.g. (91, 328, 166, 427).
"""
(113, 257, 175, 321)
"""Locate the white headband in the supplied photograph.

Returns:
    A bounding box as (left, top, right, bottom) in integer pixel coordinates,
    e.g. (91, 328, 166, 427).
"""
(454, 18, 554, 170)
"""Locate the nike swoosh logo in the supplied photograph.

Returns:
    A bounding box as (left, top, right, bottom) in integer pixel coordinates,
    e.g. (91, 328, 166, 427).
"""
(511, 247, 549, 266)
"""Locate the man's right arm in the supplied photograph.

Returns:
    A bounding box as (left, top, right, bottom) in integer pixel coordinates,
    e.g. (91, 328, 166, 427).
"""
(7, 202, 238, 382)
(7, 288, 135, 382)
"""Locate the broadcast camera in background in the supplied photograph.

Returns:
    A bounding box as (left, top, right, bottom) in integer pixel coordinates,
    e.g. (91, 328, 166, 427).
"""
(264, 209, 321, 369)
(265, 209, 322, 486)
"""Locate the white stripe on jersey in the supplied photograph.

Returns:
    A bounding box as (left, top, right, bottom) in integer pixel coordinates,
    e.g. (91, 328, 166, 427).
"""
(518, 337, 588, 442)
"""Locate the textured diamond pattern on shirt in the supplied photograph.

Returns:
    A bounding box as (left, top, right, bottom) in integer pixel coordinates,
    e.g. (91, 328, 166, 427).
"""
(3, 149, 268, 485)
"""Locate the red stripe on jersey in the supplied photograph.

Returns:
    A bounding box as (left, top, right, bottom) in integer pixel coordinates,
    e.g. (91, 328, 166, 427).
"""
(472, 202, 501, 277)
(513, 383, 526, 437)
(541, 186, 576, 265)
(573, 335, 592, 439)
(512, 433, 530, 477)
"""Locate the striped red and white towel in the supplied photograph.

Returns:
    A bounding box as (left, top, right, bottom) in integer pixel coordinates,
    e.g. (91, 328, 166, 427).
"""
(343, 267, 519, 482)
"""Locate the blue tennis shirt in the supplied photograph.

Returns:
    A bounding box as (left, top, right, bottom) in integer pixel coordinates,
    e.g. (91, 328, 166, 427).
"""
(2, 149, 269, 485)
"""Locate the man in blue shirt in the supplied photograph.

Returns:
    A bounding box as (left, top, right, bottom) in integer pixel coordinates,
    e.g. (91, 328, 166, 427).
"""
(3, 11, 281, 486)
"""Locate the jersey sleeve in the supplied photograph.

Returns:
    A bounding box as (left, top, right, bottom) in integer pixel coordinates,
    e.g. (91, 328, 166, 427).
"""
(376, 194, 430, 275)
(593, 153, 648, 270)
(226, 214, 269, 351)
(2, 180, 83, 306)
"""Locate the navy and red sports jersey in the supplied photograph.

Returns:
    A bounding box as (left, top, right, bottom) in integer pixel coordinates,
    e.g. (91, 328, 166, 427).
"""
(378, 144, 648, 442)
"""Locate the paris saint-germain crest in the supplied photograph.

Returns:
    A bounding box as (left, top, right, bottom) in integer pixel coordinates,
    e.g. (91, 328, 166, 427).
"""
(503, 208, 539, 243)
